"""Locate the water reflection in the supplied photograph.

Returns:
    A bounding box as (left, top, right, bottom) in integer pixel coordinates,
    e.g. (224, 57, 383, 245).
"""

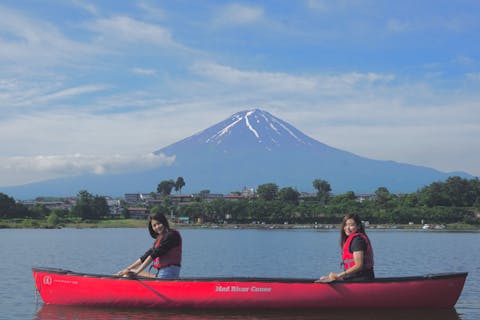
(35, 304, 461, 320)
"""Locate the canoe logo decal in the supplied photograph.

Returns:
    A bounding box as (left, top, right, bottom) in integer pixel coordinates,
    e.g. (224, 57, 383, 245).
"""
(43, 276, 52, 285)
(215, 285, 272, 293)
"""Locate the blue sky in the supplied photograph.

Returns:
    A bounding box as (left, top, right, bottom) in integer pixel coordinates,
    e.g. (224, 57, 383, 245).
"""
(0, 0, 479, 187)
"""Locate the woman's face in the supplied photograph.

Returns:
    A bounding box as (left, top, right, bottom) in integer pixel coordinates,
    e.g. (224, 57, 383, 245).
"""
(344, 218, 358, 236)
(151, 219, 164, 235)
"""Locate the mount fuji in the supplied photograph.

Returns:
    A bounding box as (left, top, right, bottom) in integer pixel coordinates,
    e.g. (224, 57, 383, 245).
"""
(1, 109, 472, 199)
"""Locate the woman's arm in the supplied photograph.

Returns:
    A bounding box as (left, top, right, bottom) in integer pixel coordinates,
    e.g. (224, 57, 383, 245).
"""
(324, 251, 364, 280)
(114, 258, 142, 276)
(129, 255, 153, 276)
(320, 241, 366, 281)
(344, 250, 364, 276)
(115, 245, 155, 276)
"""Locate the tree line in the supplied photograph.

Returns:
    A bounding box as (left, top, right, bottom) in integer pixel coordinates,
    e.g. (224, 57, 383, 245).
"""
(0, 189, 109, 225)
(0, 176, 479, 226)
(173, 176, 480, 226)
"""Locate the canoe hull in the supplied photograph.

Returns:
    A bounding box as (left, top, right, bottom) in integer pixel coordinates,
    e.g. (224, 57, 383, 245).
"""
(32, 267, 467, 309)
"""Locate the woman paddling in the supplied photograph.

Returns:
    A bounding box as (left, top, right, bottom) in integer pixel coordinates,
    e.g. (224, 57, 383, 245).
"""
(115, 210, 182, 279)
(319, 213, 374, 282)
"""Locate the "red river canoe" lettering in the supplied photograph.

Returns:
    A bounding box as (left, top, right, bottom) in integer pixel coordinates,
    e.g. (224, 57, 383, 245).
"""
(215, 285, 272, 293)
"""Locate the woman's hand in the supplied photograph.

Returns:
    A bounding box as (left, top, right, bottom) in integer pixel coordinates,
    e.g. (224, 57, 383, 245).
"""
(315, 272, 343, 282)
(114, 268, 131, 277)
(315, 275, 328, 282)
(127, 269, 139, 276)
(328, 272, 339, 280)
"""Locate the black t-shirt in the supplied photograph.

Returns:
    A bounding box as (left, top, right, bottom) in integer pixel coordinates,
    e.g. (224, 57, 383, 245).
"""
(140, 229, 181, 262)
(349, 235, 367, 253)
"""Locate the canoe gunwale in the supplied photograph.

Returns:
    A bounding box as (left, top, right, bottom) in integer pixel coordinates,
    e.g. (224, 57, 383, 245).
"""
(32, 266, 468, 284)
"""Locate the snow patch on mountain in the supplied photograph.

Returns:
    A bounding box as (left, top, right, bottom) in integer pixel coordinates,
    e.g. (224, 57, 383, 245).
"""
(205, 116, 242, 143)
(245, 110, 260, 139)
(200, 109, 314, 151)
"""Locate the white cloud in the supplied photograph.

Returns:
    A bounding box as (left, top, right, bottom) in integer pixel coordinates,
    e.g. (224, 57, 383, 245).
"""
(0, 5, 98, 66)
(0, 79, 108, 112)
(131, 67, 157, 76)
(72, 0, 99, 16)
(0, 153, 175, 187)
(190, 61, 395, 95)
(87, 16, 174, 46)
(213, 3, 264, 26)
(137, 0, 166, 20)
(36, 84, 108, 104)
(190, 62, 316, 92)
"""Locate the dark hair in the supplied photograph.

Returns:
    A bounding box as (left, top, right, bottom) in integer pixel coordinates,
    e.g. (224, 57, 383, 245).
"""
(339, 213, 366, 247)
(147, 211, 170, 239)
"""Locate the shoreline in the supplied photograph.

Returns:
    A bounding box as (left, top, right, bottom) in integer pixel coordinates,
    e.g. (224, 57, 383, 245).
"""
(1, 219, 478, 231)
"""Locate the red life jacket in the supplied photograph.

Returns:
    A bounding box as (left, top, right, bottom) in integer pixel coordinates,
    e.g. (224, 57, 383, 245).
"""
(342, 232, 374, 271)
(152, 229, 182, 270)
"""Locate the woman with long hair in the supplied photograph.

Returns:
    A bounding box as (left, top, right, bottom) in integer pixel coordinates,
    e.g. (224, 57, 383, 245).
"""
(115, 208, 182, 279)
(319, 213, 374, 281)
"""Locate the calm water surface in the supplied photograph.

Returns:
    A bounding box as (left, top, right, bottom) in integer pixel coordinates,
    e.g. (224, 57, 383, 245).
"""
(0, 228, 478, 320)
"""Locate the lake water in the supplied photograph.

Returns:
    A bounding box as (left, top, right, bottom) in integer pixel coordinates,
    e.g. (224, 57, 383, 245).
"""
(0, 228, 478, 320)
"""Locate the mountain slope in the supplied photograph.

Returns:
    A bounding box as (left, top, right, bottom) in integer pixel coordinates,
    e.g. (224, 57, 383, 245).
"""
(151, 109, 470, 195)
(0, 109, 472, 199)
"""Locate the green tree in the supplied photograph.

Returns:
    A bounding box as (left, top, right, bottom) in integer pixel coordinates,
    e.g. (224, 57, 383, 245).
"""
(418, 182, 449, 207)
(71, 190, 93, 219)
(257, 183, 279, 201)
(177, 202, 203, 221)
(174, 177, 186, 194)
(312, 179, 331, 205)
(51, 207, 68, 218)
(157, 179, 175, 196)
(328, 191, 361, 216)
(92, 195, 109, 218)
(71, 190, 107, 220)
(278, 187, 300, 205)
(228, 200, 249, 222)
(375, 187, 392, 207)
(445, 176, 477, 207)
(46, 212, 60, 226)
(0, 193, 16, 218)
(0, 193, 29, 218)
(468, 178, 480, 209)
(247, 199, 270, 221)
(396, 193, 419, 208)
(29, 204, 50, 219)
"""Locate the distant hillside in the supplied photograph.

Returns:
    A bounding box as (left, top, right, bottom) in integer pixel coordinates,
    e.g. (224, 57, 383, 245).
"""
(0, 109, 472, 199)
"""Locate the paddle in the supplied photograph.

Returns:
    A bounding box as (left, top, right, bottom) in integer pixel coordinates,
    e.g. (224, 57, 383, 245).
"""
(125, 272, 174, 303)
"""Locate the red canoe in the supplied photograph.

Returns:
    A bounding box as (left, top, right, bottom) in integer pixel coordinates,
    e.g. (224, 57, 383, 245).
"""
(32, 267, 467, 309)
